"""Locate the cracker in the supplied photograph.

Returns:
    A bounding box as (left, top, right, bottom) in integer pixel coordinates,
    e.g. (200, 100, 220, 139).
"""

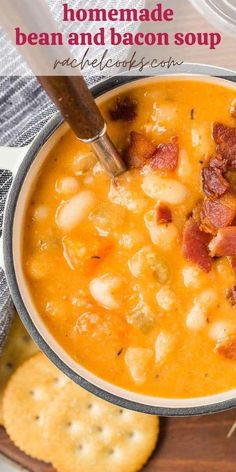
(44, 382, 159, 472)
(2, 352, 70, 461)
(0, 315, 39, 425)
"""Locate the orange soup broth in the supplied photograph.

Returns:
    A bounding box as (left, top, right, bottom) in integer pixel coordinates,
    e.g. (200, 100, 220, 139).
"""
(23, 80, 236, 398)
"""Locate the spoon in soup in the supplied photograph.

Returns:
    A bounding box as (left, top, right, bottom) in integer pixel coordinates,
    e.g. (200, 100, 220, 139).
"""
(1, 0, 127, 177)
(38, 75, 127, 177)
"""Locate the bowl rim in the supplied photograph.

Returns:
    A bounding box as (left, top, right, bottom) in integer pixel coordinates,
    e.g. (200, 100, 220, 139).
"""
(3, 73, 236, 416)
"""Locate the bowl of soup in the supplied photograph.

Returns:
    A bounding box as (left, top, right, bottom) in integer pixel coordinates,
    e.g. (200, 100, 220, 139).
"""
(3, 74, 236, 415)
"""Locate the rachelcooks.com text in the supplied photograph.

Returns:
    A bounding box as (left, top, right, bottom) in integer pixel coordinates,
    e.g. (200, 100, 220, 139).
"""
(53, 49, 184, 73)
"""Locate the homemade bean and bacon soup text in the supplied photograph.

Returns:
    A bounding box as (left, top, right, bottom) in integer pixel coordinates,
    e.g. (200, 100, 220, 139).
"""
(23, 80, 236, 398)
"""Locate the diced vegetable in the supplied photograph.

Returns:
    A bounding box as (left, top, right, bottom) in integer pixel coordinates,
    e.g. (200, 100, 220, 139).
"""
(126, 297, 155, 333)
(125, 347, 153, 384)
(89, 203, 125, 236)
(128, 247, 169, 284)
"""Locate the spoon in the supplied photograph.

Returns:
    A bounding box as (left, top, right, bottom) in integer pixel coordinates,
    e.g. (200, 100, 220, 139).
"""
(38, 76, 127, 177)
(1, 0, 127, 177)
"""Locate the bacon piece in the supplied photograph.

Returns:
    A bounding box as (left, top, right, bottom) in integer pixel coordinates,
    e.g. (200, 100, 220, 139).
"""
(109, 96, 137, 122)
(182, 218, 212, 272)
(202, 167, 229, 198)
(227, 286, 236, 307)
(216, 334, 236, 360)
(156, 205, 172, 224)
(200, 198, 236, 234)
(208, 155, 227, 172)
(150, 137, 179, 171)
(212, 122, 236, 170)
(125, 131, 156, 169)
(209, 227, 236, 257)
(213, 122, 229, 143)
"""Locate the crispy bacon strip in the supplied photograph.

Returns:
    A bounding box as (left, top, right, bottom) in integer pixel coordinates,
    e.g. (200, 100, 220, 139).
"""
(209, 227, 236, 257)
(156, 205, 172, 224)
(125, 131, 156, 169)
(202, 167, 229, 198)
(216, 334, 236, 360)
(150, 137, 179, 171)
(208, 155, 227, 172)
(200, 197, 236, 234)
(213, 122, 236, 170)
(227, 286, 236, 307)
(109, 96, 137, 122)
(182, 218, 212, 272)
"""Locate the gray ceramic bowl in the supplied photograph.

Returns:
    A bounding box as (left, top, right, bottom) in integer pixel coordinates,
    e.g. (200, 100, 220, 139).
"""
(2, 72, 236, 416)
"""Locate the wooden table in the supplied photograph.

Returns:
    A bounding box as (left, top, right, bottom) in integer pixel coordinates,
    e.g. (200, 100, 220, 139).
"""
(0, 408, 235, 472)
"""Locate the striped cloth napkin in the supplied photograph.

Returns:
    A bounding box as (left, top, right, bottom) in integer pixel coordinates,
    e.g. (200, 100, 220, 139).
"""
(0, 76, 56, 351)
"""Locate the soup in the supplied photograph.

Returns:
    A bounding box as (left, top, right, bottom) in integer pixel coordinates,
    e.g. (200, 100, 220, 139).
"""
(22, 79, 236, 398)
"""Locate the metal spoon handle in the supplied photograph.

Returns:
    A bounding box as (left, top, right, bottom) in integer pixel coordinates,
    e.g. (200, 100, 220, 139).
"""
(38, 76, 126, 176)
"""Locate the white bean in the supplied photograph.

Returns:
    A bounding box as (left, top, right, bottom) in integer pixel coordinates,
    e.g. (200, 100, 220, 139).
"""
(186, 303, 206, 331)
(142, 175, 188, 204)
(73, 152, 96, 175)
(89, 274, 122, 310)
(208, 321, 234, 342)
(56, 177, 80, 195)
(195, 289, 217, 310)
(125, 348, 153, 384)
(155, 331, 173, 364)
(144, 210, 178, 249)
(56, 191, 97, 232)
(182, 266, 203, 288)
(156, 286, 176, 311)
(178, 150, 192, 180)
(33, 205, 49, 221)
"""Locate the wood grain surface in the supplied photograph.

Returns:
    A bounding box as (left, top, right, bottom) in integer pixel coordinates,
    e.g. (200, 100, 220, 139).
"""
(0, 408, 236, 472)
